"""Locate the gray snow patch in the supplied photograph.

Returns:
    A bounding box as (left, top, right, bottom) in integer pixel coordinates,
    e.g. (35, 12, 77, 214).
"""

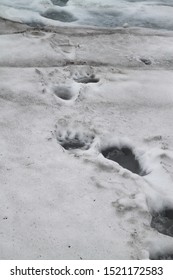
(51, 0, 69, 6)
(41, 9, 77, 23)
(150, 252, 173, 260)
(151, 208, 173, 237)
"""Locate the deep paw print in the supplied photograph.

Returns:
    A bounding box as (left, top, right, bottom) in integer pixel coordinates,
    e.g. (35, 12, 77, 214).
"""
(53, 86, 73, 101)
(56, 130, 95, 150)
(101, 146, 147, 176)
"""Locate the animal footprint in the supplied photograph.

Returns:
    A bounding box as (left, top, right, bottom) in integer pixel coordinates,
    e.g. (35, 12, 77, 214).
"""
(72, 66, 100, 84)
(56, 130, 95, 150)
(74, 73, 99, 84)
(49, 35, 76, 60)
(101, 146, 146, 176)
(53, 85, 74, 101)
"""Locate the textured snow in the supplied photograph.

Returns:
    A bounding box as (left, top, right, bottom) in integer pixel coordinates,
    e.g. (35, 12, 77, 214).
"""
(0, 17, 173, 259)
(0, 0, 173, 30)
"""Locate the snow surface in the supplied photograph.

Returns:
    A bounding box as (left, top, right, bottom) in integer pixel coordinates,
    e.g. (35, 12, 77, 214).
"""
(0, 0, 173, 30)
(0, 17, 173, 259)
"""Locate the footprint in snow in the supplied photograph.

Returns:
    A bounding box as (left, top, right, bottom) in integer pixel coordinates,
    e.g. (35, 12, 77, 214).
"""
(73, 67, 100, 84)
(74, 74, 100, 84)
(53, 85, 74, 101)
(101, 146, 147, 176)
(56, 130, 95, 150)
(48, 34, 76, 61)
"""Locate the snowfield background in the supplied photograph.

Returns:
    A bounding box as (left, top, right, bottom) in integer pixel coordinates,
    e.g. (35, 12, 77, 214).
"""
(0, 0, 173, 260)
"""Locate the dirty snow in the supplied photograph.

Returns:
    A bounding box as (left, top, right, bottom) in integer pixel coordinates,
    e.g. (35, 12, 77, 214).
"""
(0, 9, 173, 260)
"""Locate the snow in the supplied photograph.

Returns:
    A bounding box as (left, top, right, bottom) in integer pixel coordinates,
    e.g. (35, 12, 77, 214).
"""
(1, 0, 173, 30)
(0, 15, 173, 260)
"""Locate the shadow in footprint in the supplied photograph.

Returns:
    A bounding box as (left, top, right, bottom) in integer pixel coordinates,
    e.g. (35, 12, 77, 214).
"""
(140, 58, 152, 65)
(150, 253, 173, 260)
(54, 86, 73, 101)
(57, 131, 94, 150)
(151, 208, 173, 237)
(51, 0, 69, 6)
(41, 9, 77, 22)
(74, 74, 100, 84)
(101, 146, 146, 176)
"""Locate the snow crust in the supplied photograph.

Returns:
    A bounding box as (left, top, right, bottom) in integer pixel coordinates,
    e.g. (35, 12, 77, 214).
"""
(0, 18, 173, 259)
